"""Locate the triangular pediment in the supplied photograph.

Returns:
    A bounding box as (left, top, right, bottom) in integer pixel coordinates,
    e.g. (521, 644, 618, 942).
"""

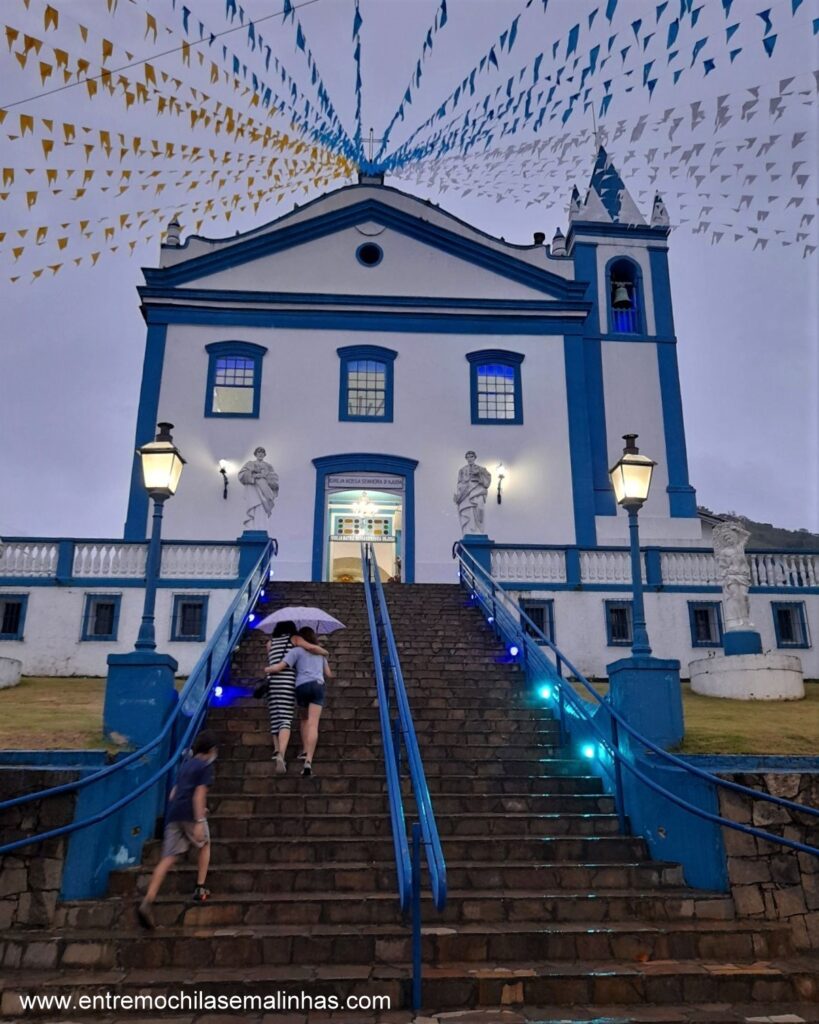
(144, 187, 585, 304)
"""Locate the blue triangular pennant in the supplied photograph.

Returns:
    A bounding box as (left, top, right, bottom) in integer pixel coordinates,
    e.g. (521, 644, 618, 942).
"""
(667, 18, 679, 45)
(762, 33, 777, 55)
(656, 2, 669, 20)
(566, 24, 580, 57)
(605, 0, 618, 22)
(703, 57, 715, 73)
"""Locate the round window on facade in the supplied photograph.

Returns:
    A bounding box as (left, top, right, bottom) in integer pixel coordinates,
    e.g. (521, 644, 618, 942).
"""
(356, 242, 383, 267)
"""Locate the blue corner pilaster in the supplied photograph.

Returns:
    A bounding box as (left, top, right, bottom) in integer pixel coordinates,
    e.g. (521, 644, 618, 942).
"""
(607, 655, 684, 749)
(565, 548, 581, 587)
(723, 630, 763, 656)
(460, 534, 495, 576)
(55, 541, 74, 585)
(104, 651, 178, 747)
(644, 548, 663, 588)
(237, 531, 270, 579)
(124, 324, 169, 540)
(649, 248, 698, 519)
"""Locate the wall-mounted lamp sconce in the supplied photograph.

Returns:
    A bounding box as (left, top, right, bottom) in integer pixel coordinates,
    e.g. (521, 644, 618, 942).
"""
(496, 463, 506, 504)
(218, 460, 229, 500)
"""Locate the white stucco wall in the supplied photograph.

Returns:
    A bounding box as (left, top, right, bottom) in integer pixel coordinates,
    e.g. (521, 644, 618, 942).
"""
(0, 587, 233, 677)
(4, 584, 815, 680)
(152, 323, 577, 582)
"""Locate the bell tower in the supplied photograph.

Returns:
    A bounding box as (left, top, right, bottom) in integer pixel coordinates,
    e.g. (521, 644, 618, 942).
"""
(563, 147, 698, 548)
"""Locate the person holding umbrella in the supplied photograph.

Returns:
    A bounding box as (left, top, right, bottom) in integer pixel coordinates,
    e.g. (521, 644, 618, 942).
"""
(265, 627, 335, 777)
(255, 607, 346, 777)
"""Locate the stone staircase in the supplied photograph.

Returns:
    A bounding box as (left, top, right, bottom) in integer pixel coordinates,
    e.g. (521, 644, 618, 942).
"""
(1, 580, 818, 1022)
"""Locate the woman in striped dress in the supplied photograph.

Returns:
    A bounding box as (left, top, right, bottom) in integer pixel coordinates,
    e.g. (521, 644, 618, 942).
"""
(265, 621, 328, 775)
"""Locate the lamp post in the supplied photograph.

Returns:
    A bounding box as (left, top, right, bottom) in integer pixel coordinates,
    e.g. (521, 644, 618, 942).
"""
(134, 423, 185, 651)
(608, 434, 656, 657)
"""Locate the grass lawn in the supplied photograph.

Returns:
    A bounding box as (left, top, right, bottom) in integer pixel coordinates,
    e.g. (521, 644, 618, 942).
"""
(0, 677, 816, 756)
(0, 677, 110, 750)
(570, 680, 819, 755)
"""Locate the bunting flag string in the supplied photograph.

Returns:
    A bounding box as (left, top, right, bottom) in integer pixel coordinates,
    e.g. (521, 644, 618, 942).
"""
(352, 0, 363, 160)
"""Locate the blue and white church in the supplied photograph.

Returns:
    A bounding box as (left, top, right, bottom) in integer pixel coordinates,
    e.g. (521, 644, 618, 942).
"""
(1, 148, 816, 679)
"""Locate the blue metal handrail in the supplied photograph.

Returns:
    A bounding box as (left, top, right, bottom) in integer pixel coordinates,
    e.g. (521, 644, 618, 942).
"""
(0, 540, 276, 853)
(454, 542, 819, 859)
(361, 543, 447, 1010)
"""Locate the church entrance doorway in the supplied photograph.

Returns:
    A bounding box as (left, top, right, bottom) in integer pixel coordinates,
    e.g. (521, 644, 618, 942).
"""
(326, 486, 403, 583)
(312, 456, 417, 583)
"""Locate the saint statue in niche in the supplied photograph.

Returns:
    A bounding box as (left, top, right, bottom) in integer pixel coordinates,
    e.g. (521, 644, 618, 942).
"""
(712, 520, 754, 632)
(453, 451, 491, 536)
(238, 447, 279, 529)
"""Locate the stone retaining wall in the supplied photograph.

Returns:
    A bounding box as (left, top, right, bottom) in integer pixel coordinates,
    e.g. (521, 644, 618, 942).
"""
(719, 772, 819, 950)
(0, 770, 77, 929)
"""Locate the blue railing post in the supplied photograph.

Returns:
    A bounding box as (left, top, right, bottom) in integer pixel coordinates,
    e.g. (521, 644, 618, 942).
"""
(610, 716, 627, 835)
(411, 822, 422, 1012)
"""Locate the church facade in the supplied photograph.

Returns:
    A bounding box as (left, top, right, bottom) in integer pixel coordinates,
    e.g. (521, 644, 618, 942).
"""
(1, 150, 816, 678)
(126, 148, 700, 584)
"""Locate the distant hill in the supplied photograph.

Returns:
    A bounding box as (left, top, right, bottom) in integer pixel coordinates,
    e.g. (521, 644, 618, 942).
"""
(699, 507, 819, 550)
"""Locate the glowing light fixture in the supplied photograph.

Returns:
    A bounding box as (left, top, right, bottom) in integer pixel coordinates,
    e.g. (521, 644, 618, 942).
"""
(538, 684, 552, 700)
(138, 423, 185, 499)
(352, 491, 378, 517)
(496, 463, 506, 504)
(508, 643, 520, 658)
(608, 434, 655, 510)
(581, 743, 596, 759)
(214, 685, 223, 697)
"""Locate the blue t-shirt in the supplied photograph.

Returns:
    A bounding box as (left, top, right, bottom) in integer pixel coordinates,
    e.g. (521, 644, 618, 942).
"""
(166, 756, 214, 824)
(284, 647, 327, 687)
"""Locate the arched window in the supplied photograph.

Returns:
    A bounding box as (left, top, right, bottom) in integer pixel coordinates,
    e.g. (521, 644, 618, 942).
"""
(204, 341, 267, 418)
(338, 345, 397, 422)
(466, 350, 525, 425)
(607, 258, 644, 335)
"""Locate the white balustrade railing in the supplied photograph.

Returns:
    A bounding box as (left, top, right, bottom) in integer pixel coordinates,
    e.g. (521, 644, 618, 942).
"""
(749, 551, 819, 588)
(661, 550, 719, 586)
(73, 543, 147, 578)
(0, 541, 58, 577)
(580, 549, 640, 584)
(161, 544, 240, 579)
(491, 548, 566, 583)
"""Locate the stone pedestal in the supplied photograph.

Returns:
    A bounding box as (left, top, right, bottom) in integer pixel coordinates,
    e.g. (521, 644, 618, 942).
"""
(607, 656, 684, 749)
(689, 652, 805, 701)
(0, 657, 22, 689)
(460, 534, 494, 576)
(723, 630, 763, 656)
(104, 651, 179, 747)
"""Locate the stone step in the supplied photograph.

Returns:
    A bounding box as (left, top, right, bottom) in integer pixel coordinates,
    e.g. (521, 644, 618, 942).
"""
(206, 757, 591, 777)
(66, 887, 733, 928)
(108, 860, 687, 897)
(211, 742, 566, 761)
(216, 694, 536, 710)
(140, 835, 647, 866)
(194, 811, 623, 840)
(208, 707, 557, 724)
(204, 793, 616, 817)
(4, 957, 816, 1015)
(0, 921, 794, 972)
(208, 772, 605, 796)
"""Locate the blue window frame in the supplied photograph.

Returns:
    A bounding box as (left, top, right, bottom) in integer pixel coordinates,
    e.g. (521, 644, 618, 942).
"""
(772, 602, 810, 649)
(688, 601, 724, 648)
(338, 345, 396, 422)
(204, 341, 267, 419)
(171, 595, 209, 642)
(521, 599, 555, 644)
(81, 593, 122, 642)
(0, 595, 28, 640)
(606, 257, 645, 335)
(605, 600, 633, 646)
(467, 350, 524, 425)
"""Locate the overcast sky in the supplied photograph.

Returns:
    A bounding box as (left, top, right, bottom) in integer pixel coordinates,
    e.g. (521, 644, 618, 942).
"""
(1, 0, 817, 537)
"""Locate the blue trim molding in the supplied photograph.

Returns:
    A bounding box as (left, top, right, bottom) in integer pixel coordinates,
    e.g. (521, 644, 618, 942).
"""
(203, 340, 267, 419)
(124, 324, 168, 541)
(311, 453, 418, 583)
(170, 594, 209, 642)
(687, 601, 724, 648)
(143, 197, 588, 301)
(771, 601, 810, 649)
(0, 593, 28, 640)
(564, 336, 598, 547)
(466, 349, 524, 426)
(81, 593, 122, 642)
(337, 344, 397, 423)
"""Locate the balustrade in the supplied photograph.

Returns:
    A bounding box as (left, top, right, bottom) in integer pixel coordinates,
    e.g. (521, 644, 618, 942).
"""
(161, 544, 240, 579)
(490, 548, 566, 583)
(73, 543, 146, 578)
(661, 550, 719, 586)
(0, 541, 58, 577)
(580, 549, 638, 584)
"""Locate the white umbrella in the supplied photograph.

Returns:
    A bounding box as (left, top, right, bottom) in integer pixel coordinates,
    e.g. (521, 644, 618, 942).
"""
(255, 606, 346, 635)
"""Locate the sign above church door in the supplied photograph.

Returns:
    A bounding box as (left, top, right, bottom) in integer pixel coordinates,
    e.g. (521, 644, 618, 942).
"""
(326, 473, 404, 493)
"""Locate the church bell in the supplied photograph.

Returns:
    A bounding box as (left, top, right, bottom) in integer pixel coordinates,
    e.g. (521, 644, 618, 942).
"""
(612, 281, 632, 309)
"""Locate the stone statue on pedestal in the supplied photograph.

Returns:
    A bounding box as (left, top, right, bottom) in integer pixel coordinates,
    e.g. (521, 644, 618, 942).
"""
(453, 451, 491, 536)
(713, 520, 753, 631)
(238, 447, 279, 529)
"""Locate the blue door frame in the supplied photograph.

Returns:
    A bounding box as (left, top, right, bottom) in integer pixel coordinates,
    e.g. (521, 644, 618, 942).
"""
(312, 454, 418, 583)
